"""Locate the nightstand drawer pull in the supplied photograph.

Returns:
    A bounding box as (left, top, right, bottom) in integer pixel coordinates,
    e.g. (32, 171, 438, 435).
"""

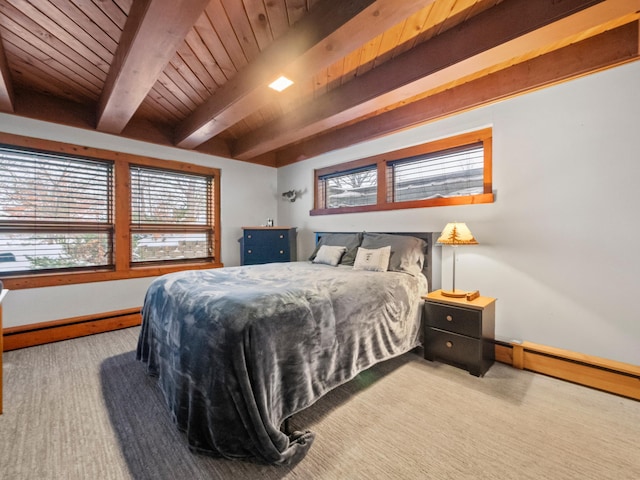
(247, 249, 252, 254)
(279, 234, 284, 239)
(279, 250, 284, 254)
(247, 234, 252, 239)
(446, 315, 453, 321)
(446, 341, 453, 348)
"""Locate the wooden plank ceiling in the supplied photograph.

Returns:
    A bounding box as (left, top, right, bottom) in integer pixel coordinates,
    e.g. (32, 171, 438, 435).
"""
(0, 0, 638, 167)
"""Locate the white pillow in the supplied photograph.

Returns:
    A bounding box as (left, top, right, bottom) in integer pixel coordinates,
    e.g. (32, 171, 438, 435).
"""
(312, 245, 347, 266)
(353, 246, 391, 272)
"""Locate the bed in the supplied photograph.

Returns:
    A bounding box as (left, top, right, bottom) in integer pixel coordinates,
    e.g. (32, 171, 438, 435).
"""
(136, 232, 434, 465)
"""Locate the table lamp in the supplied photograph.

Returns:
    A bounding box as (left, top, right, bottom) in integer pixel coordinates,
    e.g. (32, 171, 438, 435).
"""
(436, 222, 478, 298)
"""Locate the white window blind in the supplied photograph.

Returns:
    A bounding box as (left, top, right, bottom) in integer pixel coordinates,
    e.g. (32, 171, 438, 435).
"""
(130, 165, 213, 264)
(388, 143, 484, 202)
(0, 145, 113, 274)
(318, 165, 377, 209)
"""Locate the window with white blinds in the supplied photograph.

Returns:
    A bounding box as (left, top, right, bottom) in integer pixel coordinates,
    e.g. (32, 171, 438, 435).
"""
(0, 145, 113, 274)
(388, 143, 484, 203)
(312, 129, 493, 215)
(130, 165, 213, 264)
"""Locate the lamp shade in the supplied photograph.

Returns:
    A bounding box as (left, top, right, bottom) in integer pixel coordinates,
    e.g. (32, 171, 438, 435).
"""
(436, 222, 478, 245)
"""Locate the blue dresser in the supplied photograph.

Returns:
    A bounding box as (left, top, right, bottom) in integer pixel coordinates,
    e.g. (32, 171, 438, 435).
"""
(241, 227, 297, 265)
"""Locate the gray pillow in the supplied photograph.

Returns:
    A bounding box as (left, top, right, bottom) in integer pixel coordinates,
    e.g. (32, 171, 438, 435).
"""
(360, 233, 426, 276)
(309, 232, 363, 266)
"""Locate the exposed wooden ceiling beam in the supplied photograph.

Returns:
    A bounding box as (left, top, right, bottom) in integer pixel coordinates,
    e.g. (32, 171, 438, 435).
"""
(10, 87, 233, 160)
(233, 0, 638, 160)
(96, 0, 209, 134)
(174, 0, 434, 149)
(275, 21, 640, 166)
(0, 33, 14, 113)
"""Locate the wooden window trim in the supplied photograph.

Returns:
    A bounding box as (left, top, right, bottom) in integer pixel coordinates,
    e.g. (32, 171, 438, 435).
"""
(311, 129, 494, 216)
(0, 132, 222, 290)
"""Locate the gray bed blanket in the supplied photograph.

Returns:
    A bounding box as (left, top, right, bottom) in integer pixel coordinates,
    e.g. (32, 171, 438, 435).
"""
(136, 261, 427, 465)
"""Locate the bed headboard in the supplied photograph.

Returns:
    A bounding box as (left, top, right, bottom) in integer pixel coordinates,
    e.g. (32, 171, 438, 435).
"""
(314, 232, 440, 292)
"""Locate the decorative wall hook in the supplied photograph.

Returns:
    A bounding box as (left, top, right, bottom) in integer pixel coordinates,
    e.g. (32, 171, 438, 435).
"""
(281, 189, 301, 202)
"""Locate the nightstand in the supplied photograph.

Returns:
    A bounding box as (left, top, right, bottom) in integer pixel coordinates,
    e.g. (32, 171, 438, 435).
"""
(423, 289, 496, 377)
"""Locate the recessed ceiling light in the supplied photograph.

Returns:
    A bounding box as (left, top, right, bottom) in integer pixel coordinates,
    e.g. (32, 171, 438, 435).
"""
(268, 75, 294, 92)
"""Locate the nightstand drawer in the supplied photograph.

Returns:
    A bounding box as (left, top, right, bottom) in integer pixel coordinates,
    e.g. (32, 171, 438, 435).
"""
(424, 327, 482, 371)
(426, 302, 482, 338)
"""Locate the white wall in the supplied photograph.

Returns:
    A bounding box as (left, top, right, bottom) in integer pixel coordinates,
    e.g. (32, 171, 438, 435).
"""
(277, 61, 640, 366)
(2, 62, 638, 365)
(0, 115, 278, 328)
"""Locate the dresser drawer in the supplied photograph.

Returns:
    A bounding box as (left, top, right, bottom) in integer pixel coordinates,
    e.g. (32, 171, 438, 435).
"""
(243, 245, 290, 264)
(424, 327, 482, 371)
(426, 302, 482, 338)
(243, 230, 290, 247)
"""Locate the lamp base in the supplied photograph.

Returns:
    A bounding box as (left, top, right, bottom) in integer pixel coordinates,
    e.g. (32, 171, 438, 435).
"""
(440, 289, 467, 298)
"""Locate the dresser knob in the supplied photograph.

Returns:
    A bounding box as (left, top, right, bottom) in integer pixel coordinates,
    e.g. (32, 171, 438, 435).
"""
(279, 250, 284, 254)
(446, 341, 453, 348)
(446, 315, 453, 322)
(279, 234, 284, 239)
(247, 249, 252, 254)
(247, 234, 252, 239)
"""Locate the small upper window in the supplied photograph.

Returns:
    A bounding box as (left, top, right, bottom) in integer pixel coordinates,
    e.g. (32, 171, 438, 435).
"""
(388, 143, 484, 203)
(318, 165, 377, 209)
(312, 129, 493, 215)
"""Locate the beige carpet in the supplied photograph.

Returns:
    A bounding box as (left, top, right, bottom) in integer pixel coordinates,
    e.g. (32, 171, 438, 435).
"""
(1, 327, 638, 479)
